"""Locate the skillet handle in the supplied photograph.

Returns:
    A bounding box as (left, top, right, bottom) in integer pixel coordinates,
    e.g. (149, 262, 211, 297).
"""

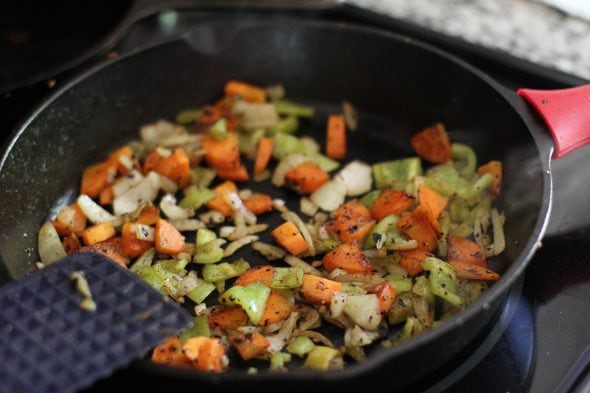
(517, 85, 590, 159)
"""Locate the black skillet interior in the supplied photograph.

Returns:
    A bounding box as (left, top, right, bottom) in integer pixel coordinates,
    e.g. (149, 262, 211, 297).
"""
(0, 18, 547, 390)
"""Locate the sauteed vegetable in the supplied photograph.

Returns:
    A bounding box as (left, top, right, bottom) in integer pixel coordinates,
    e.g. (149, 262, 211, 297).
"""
(37, 80, 505, 373)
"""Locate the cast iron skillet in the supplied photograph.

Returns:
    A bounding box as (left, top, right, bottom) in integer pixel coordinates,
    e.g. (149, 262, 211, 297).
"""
(0, 17, 583, 392)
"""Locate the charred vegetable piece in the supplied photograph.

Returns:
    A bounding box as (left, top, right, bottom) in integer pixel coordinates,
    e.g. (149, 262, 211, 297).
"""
(219, 283, 271, 325)
(422, 257, 462, 306)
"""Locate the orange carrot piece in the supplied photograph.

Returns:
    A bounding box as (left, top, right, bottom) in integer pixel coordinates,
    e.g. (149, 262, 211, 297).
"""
(450, 261, 501, 281)
(224, 80, 267, 103)
(447, 235, 486, 268)
(478, 160, 503, 196)
(202, 132, 241, 171)
(62, 234, 81, 255)
(398, 248, 432, 276)
(208, 306, 249, 330)
(370, 190, 415, 221)
(79, 237, 128, 268)
(397, 207, 438, 252)
(254, 137, 274, 175)
(54, 203, 87, 236)
(243, 193, 273, 215)
(333, 200, 375, 243)
(234, 265, 274, 287)
(82, 221, 116, 246)
(99, 186, 114, 206)
(121, 222, 154, 258)
(271, 221, 308, 256)
(155, 218, 185, 255)
(300, 274, 342, 305)
(284, 162, 329, 194)
(206, 180, 238, 217)
(215, 164, 250, 182)
(418, 184, 448, 231)
(322, 242, 373, 274)
(195, 337, 226, 373)
(259, 290, 293, 327)
(80, 161, 115, 198)
(136, 203, 161, 226)
(143, 149, 164, 175)
(154, 148, 192, 188)
(107, 145, 134, 175)
(326, 114, 346, 160)
(410, 122, 452, 164)
(151, 337, 193, 368)
(372, 281, 397, 315)
(229, 331, 270, 361)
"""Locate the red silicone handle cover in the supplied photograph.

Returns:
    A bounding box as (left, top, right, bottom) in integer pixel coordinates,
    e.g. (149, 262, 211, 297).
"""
(517, 85, 590, 159)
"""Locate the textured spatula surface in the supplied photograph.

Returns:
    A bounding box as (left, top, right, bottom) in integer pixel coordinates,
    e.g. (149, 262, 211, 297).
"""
(0, 252, 192, 393)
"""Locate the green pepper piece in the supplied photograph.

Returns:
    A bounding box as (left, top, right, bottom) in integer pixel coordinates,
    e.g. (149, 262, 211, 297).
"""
(269, 352, 292, 370)
(372, 157, 422, 189)
(272, 133, 306, 160)
(286, 336, 315, 357)
(191, 167, 216, 188)
(176, 108, 202, 125)
(451, 143, 477, 178)
(267, 115, 299, 134)
(179, 187, 215, 210)
(359, 190, 381, 209)
(202, 259, 250, 283)
(194, 239, 224, 264)
(385, 274, 412, 293)
(275, 99, 315, 118)
(179, 315, 211, 343)
(271, 267, 304, 289)
(304, 346, 340, 370)
(238, 128, 265, 159)
(186, 278, 216, 304)
(364, 214, 399, 249)
(209, 118, 228, 140)
(219, 283, 271, 325)
(137, 266, 166, 294)
(130, 247, 155, 274)
(424, 163, 471, 197)
(461, 172, 494, 201)
(156, 258, 189, 275)
(308, 152, 340, 172)
(412, 275, 435, 304)
(399, 316, 425, 340)
(422, 257, 462, 306)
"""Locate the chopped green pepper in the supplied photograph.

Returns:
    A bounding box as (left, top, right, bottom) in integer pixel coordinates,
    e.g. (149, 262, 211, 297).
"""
(191, 167, 216, 188)
(194, 228, 224, 264)
(179, 187, 215, 210)
(385, 274, 412, 293)
(219, 283, 271, 325)
(286, 336, 315, 357)
(186, 278, 216, 304)
(412, 275, 435, 304)
(267, 115, 299, 134)
(272, 133, 306, 159)
(209, 118, 228, 140)
(130, 247, 155, 274)
(304, 346, 340, 370)
(270, 352, 292, 370)
(422, 257, 462, 306)
(275, 99, 315, 118)
(271, 267, 304, 289)
(372, 157, 422, 189)
(179, 314, 211, 343)
(359, 190, 381, 209)
(202, 259, 250, 283)
(364, 214, 399, 249)
(451, 143, 477, 178)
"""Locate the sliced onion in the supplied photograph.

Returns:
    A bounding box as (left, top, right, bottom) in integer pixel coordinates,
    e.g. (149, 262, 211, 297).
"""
(330, 292, 348, 319)
(77, 194, 117, 224)
(38, 221, 67, 265)
(300, 197, 318, 217)
(310, 180, 346, 212)
(251, 241, 287, 261)
(223, 235, 259, 257)
(281, 211, 316, 256)
(134, 224, 155, 241)
(159, 175, 179, 194)
(113, 171, 160, 216)
(112, 170, 144, 197)
(334, 160, 372, 196)
(343, 294, 382, 331)
(240, 103, 279, 130)
(160, 194, 194, 220)
(284, 255, 323, 276)
(169, 219, 205, 232)
(342, 100, 358, 132)
(491, 209, 506, 256)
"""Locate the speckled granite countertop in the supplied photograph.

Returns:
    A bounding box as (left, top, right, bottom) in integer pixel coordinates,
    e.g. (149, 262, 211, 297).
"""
(350, 0, 590, 81)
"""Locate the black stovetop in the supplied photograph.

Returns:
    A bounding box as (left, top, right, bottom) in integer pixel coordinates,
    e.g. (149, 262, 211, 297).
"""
(2, 4, 590, 393)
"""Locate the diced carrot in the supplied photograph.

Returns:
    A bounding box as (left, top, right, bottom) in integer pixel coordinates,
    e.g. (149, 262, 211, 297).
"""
(254, 137, 274, 175)
(142, 149, 164, 175)
(284, 162, 329, 194)
(195, 337, 226, 373)
(271, 221, 308, 256)
(259, 290, 293, 327)
(154, 148, 191, 188)
(62, 234, 81, 255)
(224, 80, 266, 103)
(99, 186, 114, 206)
(300, 274, 342, 305)
(234, 265, 274, 287)
(410, 122, 452, 164)
(82, 221, 116, 246)
(372, 281, 397, 315)
(322, 242, 373, 274)
(182, 336, 209, 360)
(55, 203, 87, 236)
(215, 164, 250, 182)
(151, 337, 192, 368)
(332, 200, 376, 243)
(136, 203, 161, 226)
(79, 237, 128, 268)
(107, 145, 134, 175)
(121, 222, 154, 258)
(208, 306, 249, 330)
(478, 160, 503, 196)
(202, 132, 241, 171)
(155, 218, 185, 255)
(326, 114, 346, 160)
(418, 184, 448, 231)
(397, 207, 438, 252)
(243, 193, 273, 215)
(229, 331, 270, 361)
(447, 235, 486, 268)
(195, 105, 239, 134)
(206, 180, 238, 217)
(398, 248, 432, 276)
(370, 190, 414, 221)
(449, 261, 501, 281)
(80, 161, 116, 198)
